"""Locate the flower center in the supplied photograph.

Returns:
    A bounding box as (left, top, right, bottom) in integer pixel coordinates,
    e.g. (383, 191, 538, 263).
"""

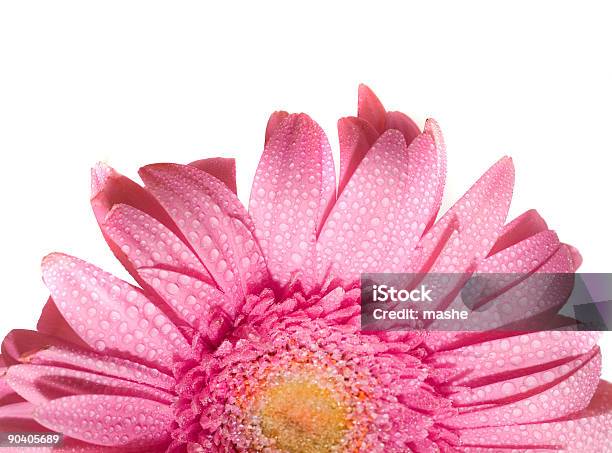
(257, 377, 350, 453)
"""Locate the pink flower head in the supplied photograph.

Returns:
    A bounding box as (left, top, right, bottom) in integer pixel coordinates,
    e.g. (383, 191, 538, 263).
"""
(1, 85, 611, 452)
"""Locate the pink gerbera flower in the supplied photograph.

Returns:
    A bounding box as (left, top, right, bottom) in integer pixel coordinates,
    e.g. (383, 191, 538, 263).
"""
(1, 85, 611, 452)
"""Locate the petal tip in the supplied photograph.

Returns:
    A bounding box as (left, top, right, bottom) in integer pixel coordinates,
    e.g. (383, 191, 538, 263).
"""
(137, 163, 177, 185)
(357, 84, 386, 132)
(41, 252, 59, 269)
(424, 118, 441, 134)
(496, 156, 516, 177)
(91, 161, 114, 199)
(264, 110, 290, 145)
(138, 162, 164, 176)
(358, 83, 377, 100)
(378, 127, 408, 148)
(566, 244, 583, 270)
(40, 252, 71, 276)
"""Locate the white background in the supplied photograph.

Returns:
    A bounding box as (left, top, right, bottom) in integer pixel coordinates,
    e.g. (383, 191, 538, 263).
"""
(0, 1, 610, 378)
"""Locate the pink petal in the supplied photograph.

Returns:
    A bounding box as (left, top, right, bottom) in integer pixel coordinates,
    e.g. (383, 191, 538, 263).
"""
(566, 243, 583, 270)
(2, 330, 174, 392)
(451, 347, 598, 406)
(430, 331, 600, 385)
(140, 163, 269, 298)
(37, 298, 90, 349)
(41, 253, 191, 372)
(433, 245, 575, 333)
(264, 111, 289, 144)
(2, 329, 70, 365)
(358, 84, 386, 133)
(249, 113, 336, 289)
(6, 364, 175, 405)
(34, 395, 173, 448)
(337, 116, 379, 195)
(139, 267, 233, 327)
(91, 163, 183, 283)
(422, 118, 447, 229)
(479, 229, 560, 274)
(339, 90, 431, 198)
(39, 350, 174, 394)
(414, 157, 515, 274)
(1, 355, 19, 403)
(0, 401, 33, 418)
(356, 84, 425, 145)
(445, 348, 601, 428)
(102, 203, 211, 280)
(459, 380, 612, 452)
(462, 230, 561, 309)
(317, 129, 439, 284)
(188, 157, 237, 194)
(91, 163, 176, 232)
(385, 111, 421, 148)
(474, 243, 576, 327)
(489, 209, 549, 256)
(0, 401, 48, 432)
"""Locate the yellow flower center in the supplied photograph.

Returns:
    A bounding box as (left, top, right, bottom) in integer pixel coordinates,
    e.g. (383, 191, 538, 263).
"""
(258, 378, 350, 453)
